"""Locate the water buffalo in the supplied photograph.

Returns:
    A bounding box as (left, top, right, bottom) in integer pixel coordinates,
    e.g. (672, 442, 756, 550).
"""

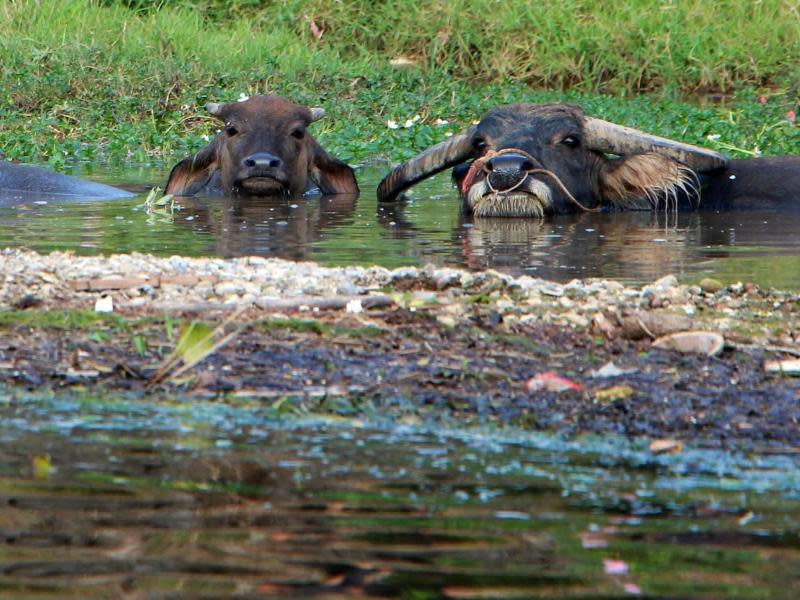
(0, 162, 134, 205)
(377, 103, 800, 217)
(166, 95, 359, 197)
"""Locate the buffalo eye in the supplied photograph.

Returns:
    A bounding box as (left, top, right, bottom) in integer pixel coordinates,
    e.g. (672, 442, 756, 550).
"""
(224, 124, 238, 137)
(472, 136, 488, 152)
(290, 128, 305, 140)
(560, 135, 579, 148)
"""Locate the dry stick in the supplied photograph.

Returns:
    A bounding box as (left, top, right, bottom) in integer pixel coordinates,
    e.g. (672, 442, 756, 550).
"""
(732, 343, 800, 357)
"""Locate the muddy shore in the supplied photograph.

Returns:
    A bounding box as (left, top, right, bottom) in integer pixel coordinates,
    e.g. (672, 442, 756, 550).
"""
(0, 249, 798, 447)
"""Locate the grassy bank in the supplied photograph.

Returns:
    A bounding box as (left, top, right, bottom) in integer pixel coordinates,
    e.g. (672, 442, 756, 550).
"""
(0, 0, 798, 167)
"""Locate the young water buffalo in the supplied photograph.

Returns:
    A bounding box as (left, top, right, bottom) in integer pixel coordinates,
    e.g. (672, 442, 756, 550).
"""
(0, 162, 133, 205)
(377, 103, 800, 216)
(166, 95, 359, 197)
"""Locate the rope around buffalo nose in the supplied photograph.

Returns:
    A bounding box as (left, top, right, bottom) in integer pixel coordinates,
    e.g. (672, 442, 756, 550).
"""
(460, 148, 600, 213)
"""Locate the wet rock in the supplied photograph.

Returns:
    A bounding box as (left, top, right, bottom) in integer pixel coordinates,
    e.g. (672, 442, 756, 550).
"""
(12, 294, 41, 310)
(610, 309, 695, 340)
(764, 359, 800, 376)
(652, 331, 725, 356)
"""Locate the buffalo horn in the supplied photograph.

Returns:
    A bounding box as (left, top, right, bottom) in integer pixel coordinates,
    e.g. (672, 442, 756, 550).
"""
(309, 107, 326, 122)
(583, 117, 728, 172)
(377, 127, 476, 202)
(204, 102, 223, 116)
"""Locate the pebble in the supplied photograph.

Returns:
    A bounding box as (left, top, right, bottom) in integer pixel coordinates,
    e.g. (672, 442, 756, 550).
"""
(699, 278, 724, 294)
(0, 250, 796, 351)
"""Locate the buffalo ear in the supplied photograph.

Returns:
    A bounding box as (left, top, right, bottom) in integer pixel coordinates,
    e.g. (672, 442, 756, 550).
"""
(165, 139, 221, 196)
(598, 152, 699, 209)
(309, 141, 359, 195)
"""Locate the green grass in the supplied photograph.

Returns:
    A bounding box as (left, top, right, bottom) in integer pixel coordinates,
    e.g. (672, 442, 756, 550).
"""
(0, 0, 798, 168)
(0, 309, 129, 330)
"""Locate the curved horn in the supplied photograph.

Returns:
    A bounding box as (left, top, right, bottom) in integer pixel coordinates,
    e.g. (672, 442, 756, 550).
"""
(204, 102, 223, 116)
(309, 107, 326, 122)
(583, 117, 728, 172)
(377, 127, 476, 202)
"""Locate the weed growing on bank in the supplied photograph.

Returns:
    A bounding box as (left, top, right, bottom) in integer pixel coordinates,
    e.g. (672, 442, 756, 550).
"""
(0, 0, 798, 166)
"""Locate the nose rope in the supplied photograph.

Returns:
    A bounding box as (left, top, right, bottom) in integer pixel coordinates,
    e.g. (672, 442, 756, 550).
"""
(526, 169, 601, 213)
(461, 147, 600, 213)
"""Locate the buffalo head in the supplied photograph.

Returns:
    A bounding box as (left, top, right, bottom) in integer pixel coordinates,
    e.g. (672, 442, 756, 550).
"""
(166, 95, 358, 197)
(377, 103, 728, 217)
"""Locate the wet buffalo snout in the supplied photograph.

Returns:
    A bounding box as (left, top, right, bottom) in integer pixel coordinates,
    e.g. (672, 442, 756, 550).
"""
(485, 153, 535, 174)
(243, 152, 283, 169)
(485, 153, 535, 191)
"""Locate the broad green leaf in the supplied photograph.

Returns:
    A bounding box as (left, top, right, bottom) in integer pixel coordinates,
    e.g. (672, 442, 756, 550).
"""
(175, 321, 215, 365)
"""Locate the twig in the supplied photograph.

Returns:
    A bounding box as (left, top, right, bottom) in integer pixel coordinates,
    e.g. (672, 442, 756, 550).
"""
(732, 343, 800, 357)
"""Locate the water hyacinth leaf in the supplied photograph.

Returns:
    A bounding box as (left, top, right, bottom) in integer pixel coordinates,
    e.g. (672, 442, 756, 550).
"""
(139, 187, 158, 208)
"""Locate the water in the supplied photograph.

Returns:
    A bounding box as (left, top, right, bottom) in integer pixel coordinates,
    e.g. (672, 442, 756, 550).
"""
(1, 391, 799, 598)
(2, 162, 800, 288)
(2, 162, 800, 597)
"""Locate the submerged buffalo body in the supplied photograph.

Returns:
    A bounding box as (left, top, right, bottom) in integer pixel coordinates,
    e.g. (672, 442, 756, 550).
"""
(166, 95, 358, 197)
(377, 103, 800, 217)
(0, 162, 133, 204)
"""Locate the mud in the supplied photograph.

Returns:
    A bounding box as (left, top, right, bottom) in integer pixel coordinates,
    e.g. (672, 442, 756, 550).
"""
(1, 282, 797, 448)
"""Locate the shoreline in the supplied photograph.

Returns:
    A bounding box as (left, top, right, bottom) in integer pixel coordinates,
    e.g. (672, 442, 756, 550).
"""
(1, 248, 798, 447)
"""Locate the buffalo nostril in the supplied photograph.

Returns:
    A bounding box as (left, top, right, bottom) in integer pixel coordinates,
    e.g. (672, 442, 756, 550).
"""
(520, 159, 535, 172)
(243, 153, 283, 169)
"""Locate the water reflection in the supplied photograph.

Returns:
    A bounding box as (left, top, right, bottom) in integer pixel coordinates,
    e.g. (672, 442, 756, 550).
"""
(0, 162, 799, 287)
(174, 193, 359, 260)
(1, 393, 799, 598)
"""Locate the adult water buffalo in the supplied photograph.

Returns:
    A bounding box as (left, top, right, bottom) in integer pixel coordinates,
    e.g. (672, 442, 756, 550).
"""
(166, 95, 359, 197)
(0, 162, 134, 205)
(377, 103, 800, 217)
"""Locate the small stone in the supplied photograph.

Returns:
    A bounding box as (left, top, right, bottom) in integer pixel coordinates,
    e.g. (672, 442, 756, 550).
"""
(652, 331, 725, 356)
(345, 299, 363, 314)
(214, 281, 244, 296)
(94, 295, 114, 313)
(699, 278, 724, 294)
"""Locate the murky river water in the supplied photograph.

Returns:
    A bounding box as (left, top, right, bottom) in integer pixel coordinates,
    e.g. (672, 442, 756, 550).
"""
(2, 163, 800, 597)
(1, 391, 799, 599)
(1, 162, 800, 288)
